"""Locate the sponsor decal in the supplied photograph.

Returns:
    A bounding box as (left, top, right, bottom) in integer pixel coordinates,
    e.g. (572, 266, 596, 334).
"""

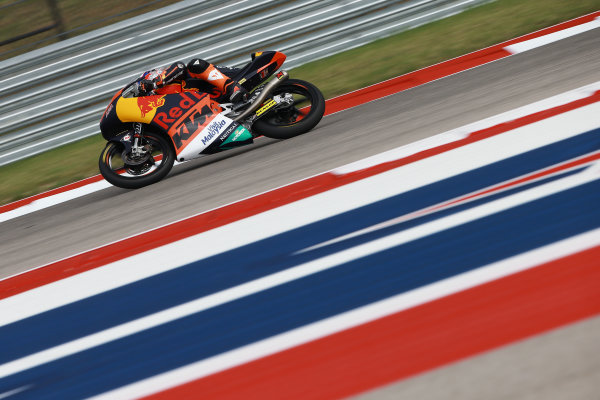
(219, 123, 238, 141)
(208, 70, 224, 81)
(137, 95, 166, 118)
(220, 125, 252, 147)
(122, 134, 131, 141)
(102, 103, 113, 118)
(154, 91, 206, 131)
(169, 104, 212, 149)
(201, 119, 227, 145)
(230, 127, 245, 142)
(171, 69, 183, 79)
(256, 99, 277, 117)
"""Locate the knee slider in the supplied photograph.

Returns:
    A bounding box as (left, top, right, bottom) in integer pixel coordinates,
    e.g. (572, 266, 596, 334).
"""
(187, 58, 210, 74)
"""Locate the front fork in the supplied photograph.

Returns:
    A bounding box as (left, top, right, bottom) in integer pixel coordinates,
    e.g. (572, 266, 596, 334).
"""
(131, 122, 145, 158)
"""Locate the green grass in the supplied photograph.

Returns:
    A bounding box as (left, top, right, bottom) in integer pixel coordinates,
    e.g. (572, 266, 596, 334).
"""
(0, 135, 106, 203)
(1, 0, 599, 205)
(0, 0, 181, 57)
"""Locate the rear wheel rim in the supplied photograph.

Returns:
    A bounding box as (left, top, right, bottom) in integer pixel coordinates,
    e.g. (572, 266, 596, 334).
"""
(264, 84, 315, 126)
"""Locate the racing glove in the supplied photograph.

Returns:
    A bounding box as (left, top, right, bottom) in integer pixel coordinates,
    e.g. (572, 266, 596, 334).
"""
(138, 79, 157, 95)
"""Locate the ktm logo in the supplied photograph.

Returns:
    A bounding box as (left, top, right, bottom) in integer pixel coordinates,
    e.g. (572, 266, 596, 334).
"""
(137, 95, 166, 117)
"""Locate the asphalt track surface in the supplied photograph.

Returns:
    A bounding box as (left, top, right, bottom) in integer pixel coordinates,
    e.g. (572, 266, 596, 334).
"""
(1, 29, 599, 398)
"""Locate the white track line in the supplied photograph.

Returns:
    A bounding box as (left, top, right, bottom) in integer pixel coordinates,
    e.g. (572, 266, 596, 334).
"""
(0, 180, 112, 223)
(504, 17, 600, 54)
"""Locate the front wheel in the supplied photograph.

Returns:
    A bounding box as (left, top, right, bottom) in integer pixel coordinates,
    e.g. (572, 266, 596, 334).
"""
(252, 78, 325, 139)
(99, 131, 175, 189)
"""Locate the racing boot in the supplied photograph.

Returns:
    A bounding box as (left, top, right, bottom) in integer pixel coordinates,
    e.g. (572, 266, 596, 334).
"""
(224, 80, 249, 104)
(187, 58, 248, 105)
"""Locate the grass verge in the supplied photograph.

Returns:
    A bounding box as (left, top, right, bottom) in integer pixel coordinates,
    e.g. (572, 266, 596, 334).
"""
(0, 0, 181, 57)
(1, 0, 599, 205)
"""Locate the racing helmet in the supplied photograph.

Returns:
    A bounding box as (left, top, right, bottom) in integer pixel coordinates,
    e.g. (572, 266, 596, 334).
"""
(141, 67, 166, 83)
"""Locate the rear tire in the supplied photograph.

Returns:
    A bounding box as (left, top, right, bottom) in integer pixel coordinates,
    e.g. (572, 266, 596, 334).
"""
(252, 79, 325, 139)
(99, 132, 175, 189)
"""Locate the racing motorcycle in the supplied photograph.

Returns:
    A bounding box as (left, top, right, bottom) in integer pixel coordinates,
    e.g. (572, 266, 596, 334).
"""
(99, 51, 325, 189)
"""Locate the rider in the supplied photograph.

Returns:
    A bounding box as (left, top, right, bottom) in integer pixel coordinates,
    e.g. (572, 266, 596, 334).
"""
(137, 58, 248, 104)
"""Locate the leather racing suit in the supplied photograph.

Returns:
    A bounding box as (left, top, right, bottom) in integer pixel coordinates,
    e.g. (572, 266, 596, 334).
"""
(138, 58, 247, 103)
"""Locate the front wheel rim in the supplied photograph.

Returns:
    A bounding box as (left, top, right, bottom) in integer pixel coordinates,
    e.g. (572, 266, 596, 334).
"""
(102, 135, 169, 180)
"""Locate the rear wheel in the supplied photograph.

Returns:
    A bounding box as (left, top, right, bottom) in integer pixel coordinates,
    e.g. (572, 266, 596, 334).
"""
(252, 79, 325, 139)
(99, 132, 175, 189)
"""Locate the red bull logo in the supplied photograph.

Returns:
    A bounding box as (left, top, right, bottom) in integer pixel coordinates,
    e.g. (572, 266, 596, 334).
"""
(137, 95, 166, 118)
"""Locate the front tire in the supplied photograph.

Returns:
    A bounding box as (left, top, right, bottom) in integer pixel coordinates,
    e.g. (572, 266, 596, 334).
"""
(99, 131, 175, 189)
(252, 78, 325, 139)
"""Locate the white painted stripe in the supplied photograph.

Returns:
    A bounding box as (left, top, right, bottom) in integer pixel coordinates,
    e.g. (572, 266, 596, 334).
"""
(504, 17, 600, 54)
(333, 81, 600, 174)
(87, 228, 600, 400)
(2, 165, 597, 378)
(0, 160, 183, 224)
(1, 101, 598, 327)
(0, 180, 112, 223)
(0, 386, 32, 399)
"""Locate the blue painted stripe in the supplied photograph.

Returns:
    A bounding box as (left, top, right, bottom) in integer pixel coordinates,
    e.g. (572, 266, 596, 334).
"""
(0, 129, 598, 366)
(2, 178, 600, 399)
(305, 164, 589, 256)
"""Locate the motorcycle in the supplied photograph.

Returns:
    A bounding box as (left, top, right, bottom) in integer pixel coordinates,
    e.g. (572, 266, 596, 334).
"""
(98, 51, 325, 189)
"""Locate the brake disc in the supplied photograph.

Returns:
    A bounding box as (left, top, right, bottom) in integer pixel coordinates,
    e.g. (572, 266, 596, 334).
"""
(121, 148, 151, 166)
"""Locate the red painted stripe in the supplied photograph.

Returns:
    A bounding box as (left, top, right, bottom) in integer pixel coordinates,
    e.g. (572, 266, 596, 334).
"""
(385, 150, 600, 226)
(0, 175, 105, 214)
(0, 156, 164, 214)
(429, 151, 600, 212)
(144, 245, 600, 400)
(325, 10, 600, 115)
(1, 88, 598, 300)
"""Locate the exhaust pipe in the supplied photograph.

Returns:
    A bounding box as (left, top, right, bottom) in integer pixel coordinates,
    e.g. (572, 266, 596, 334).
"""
(233, 70, 289, 121)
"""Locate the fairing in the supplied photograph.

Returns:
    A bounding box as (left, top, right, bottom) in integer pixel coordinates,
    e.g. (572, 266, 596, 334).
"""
(99, 51, 286, 160)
